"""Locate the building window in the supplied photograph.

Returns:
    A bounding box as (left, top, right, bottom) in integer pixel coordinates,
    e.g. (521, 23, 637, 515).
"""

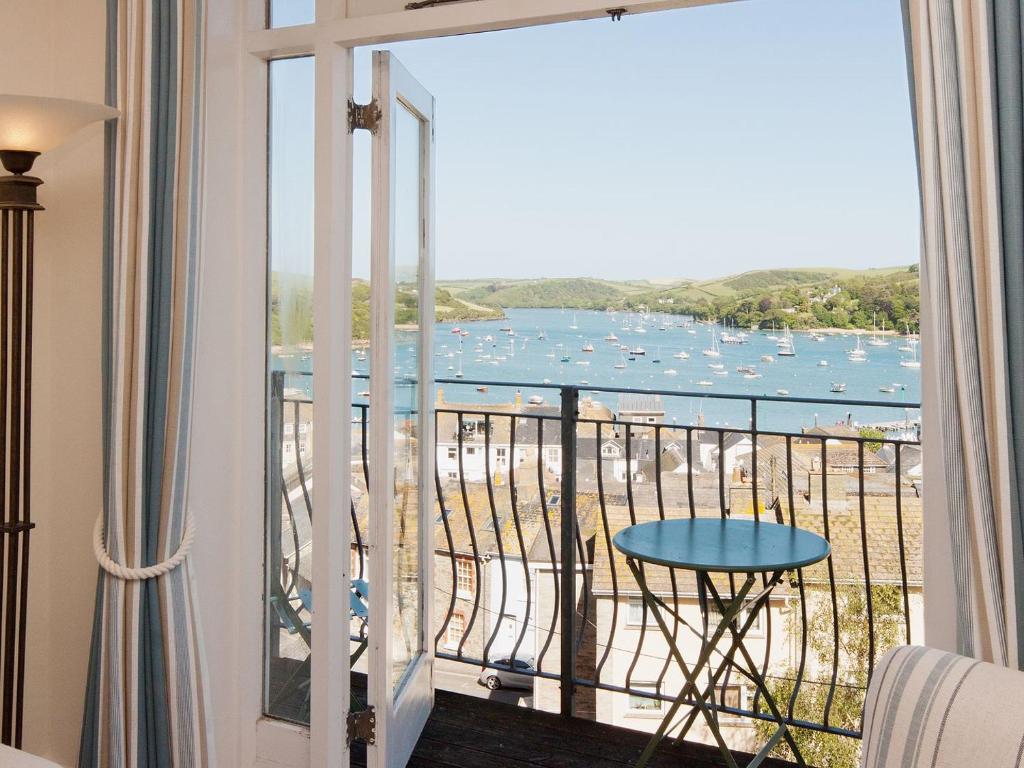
(284, 423, 294, 436)
(447, 613, 466, 647)
(647, 416, 656, 424)
(447, 471, 458, 480)
(456, 558, 475, 597)
(447, 446, 457, 460)
(496, 447, 507, 465)
(627, 596, 654, 626)
(466, 446, 477, 456)
(628, 683, 664, 713)
(545, 447, 559, 464)
(602, 443, 619, 457)
(708, 601, 766, 637)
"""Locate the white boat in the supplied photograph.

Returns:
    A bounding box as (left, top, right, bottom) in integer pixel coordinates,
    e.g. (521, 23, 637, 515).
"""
(604, 332, 618, 342)
(736, 365, 756, 374)
(614, 354, 627, 370)
(702, 328, 722, 357)
(777, 326, 796, 357)
(879, 385, 896, 393)
(582, 341, 594, 352)
(760, 354, 775, 363)
(708, 362, 725, 370)
(698, 380, 714, 386)
(713, 369, 729, 376)
(743, 373, 763, 379)
(663, 369, 678, 376)
(776, 389, 789, 396)
(830, 382, 846, 393)
(818, 360, 828, 367)
(575, 360, 590, 366)
(900, 342, 921, 368)
(673, 350, 690, 360)
(867, 314, 889, 347)
(848, 335, 868, 362)
(537, 330, 546, 341)
(631, 347, 646, 356)
(569, 312, 578, 330)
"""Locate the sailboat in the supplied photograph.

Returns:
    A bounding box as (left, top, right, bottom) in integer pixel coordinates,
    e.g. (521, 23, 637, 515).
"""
(898, 322, 916, 352)
(777, 326, 796, 357)
(614, 353, 627, 370)
(702, 327, 722, 357)
(766, 321, 779, 341)
(581, 341, 594, 352)
(900, 340, 921, 368)
(847, 335, 868, 362)
(651, 347, 661, 363)
(569, 312, 578, 331)
(673, 349, 690, 360)
(867, 313, 889, 347)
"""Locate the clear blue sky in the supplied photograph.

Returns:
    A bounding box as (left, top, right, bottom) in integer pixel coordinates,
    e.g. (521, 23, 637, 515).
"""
(271, 0, 920, 282)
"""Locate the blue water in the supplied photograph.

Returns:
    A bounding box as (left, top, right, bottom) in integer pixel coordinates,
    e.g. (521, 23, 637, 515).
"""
(275, 308, 921, 434)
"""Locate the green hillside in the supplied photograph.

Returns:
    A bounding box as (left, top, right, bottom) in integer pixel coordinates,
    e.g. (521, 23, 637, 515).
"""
(272, 273, 504, 346)
(446, 277, 649, 309)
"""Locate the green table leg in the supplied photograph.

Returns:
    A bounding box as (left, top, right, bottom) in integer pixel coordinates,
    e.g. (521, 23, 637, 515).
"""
(628, 559, 756, 768)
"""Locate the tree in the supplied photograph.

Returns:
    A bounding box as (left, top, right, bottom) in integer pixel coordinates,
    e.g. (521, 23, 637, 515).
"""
(753, 585, 905, 767)
(858, 427, 885, 453)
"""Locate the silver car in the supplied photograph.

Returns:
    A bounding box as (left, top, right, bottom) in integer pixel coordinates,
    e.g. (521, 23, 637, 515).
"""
(478, 657, 535, 691)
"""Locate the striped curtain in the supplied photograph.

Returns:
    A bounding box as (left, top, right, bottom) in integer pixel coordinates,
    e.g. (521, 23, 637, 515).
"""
(903, 0, 1024, 668)
(79, 1, 210, 766)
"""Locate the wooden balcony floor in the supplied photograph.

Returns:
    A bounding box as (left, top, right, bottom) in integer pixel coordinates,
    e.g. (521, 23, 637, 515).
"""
(352, 687, 799, 768)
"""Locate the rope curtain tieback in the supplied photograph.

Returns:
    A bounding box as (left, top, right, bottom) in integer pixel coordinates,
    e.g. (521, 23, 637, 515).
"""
(92, 513, 196, 580)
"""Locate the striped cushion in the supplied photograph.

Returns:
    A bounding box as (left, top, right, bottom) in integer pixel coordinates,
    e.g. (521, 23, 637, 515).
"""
(861, 646, 1024, 767)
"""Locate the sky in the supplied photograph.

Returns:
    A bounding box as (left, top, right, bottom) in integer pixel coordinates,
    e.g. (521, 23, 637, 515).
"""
(270, 0, 920, 282)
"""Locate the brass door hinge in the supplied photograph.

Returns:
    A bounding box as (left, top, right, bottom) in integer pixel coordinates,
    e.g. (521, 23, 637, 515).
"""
(348, 99, 381, 134)
(347, 706, 376, 746)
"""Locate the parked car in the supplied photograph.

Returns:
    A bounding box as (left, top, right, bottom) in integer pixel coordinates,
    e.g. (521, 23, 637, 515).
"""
(477, 657, 535, 691)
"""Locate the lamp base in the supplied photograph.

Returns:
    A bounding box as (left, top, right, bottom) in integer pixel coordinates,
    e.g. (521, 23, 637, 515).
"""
(0, 175, 42, 210)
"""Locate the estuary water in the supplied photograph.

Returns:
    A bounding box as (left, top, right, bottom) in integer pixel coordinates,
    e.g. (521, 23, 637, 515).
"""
(278, 308, 922, 434)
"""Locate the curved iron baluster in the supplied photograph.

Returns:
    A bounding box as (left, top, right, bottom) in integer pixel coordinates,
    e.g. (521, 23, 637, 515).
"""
(507, 415, 533, 667)
(820, 437, 842, 728)
(455, 412, 483, 658)
(535, 418, 560, 672)
(652, 425, 680, 694)
(623, 424, 648, 690)
(593, 422, 618, 683)
(894, 444, 912, 644)
(786, 435, 810, 722)
(857, 439, 876, 677)
(434, 410, 458, 647)
(482, 413, 510, 664)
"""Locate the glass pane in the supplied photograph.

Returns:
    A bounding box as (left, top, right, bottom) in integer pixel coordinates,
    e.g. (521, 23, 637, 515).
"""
(265, 55, 315, 725)
(268, 0, 314, 28)
(392, 101, 425, 691)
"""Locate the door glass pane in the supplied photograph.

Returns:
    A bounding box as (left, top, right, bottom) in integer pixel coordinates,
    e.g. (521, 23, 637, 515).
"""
(392, 101, 425, 691)
(265, 55, 315, 724)
(267, 0, 314, 28)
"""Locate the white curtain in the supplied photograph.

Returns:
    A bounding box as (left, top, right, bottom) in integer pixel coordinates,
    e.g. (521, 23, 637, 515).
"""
(904, 0, 1024, 668)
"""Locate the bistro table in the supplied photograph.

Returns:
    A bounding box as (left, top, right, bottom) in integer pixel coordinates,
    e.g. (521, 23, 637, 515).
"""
(612, 518, 831, 768)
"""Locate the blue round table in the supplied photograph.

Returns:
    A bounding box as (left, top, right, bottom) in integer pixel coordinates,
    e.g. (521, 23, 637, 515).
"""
(612, 518, 830, 768)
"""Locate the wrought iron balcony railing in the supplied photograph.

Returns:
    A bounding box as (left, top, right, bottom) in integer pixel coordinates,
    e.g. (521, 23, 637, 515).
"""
(267, 371, 922, 744)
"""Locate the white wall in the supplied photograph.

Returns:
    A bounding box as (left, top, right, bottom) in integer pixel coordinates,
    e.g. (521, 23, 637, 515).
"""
(0, 1, 107, 763)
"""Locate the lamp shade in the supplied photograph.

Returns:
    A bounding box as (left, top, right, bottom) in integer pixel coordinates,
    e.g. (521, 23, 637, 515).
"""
(0, 95, 118, 154)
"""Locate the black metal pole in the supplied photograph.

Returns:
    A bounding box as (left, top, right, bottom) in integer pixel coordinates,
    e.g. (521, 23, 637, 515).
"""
(559, 385, 578, 718)
(0, 164, 41, 749)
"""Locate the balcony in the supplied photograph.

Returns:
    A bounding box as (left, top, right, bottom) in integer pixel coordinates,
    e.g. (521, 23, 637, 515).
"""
(267, 372, 921, 765)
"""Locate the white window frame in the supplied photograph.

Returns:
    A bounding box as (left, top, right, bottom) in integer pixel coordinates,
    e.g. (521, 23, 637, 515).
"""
(201, 2, 734, 766)
(626, 682, 665, 715)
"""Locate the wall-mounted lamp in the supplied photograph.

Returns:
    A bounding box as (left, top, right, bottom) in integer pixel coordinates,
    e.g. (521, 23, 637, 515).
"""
(0, 94, 117, 748)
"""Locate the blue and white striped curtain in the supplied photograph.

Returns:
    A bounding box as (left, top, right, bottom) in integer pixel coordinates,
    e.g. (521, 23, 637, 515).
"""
(903, 0, 1024, 669)
(79, 1, 210, 765)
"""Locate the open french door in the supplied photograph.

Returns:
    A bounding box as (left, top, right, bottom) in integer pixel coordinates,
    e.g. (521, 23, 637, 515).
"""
(367, 51, 436, 768)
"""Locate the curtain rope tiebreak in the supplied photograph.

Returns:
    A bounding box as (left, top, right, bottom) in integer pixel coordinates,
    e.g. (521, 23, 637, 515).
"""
(92, 512, 196, 580)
